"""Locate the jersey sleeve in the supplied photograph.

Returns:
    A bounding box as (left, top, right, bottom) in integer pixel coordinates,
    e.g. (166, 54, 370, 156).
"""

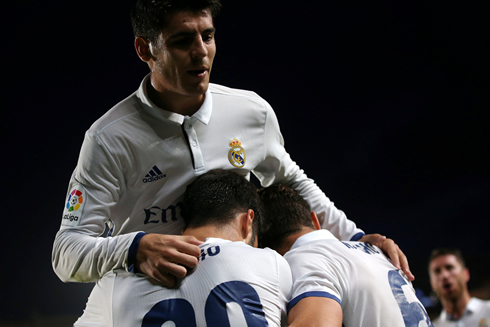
(252, 100, 364, 241)
(52, 130, 141, 282)
(275, 253, 293, 314)
(285, 250, 342, 312)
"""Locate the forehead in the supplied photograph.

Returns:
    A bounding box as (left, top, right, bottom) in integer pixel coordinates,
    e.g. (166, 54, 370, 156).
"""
(430, 254, 461, 271)
(163, 9, 214, 35)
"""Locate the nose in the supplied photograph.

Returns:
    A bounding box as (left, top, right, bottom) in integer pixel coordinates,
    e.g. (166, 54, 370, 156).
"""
(438, 268, 451, 280)
(191, 37, 208, 59)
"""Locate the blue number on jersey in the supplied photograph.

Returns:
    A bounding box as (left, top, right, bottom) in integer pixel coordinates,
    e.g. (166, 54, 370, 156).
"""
(205, 281, 268, 326)
(388, 270, 433, 327)
(142, 298, 197, 327)
(142, 281, 268, 326)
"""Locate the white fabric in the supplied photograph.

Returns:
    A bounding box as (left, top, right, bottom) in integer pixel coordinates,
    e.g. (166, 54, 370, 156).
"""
(52, 74, 363, 282)
(433, 298, 490, 327)
(285, 230, 433, 326)
(74, 238, 292, 327)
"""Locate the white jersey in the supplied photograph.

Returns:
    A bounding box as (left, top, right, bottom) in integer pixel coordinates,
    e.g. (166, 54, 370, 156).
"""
(74, 238, 292, 327)
(285, 230, 433, 327)
(53, 74, 363, 282)
(433, 298, 490, 327)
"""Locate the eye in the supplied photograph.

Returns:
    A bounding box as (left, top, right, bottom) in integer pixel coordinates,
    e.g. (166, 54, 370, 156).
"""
(171, 37, 193, 48)
(202, 34, 214, 43)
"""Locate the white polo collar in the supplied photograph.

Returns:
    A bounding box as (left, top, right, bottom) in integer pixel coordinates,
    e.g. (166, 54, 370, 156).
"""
(136, 74, 213, 125)
(290, 229, 337, 251)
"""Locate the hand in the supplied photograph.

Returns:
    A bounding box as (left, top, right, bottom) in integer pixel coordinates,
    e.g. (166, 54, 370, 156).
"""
(136, 234, 202, 287)
(359, 233, 415, 281)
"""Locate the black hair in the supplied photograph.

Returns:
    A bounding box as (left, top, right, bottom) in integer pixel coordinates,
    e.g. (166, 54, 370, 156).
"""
(131, 0, 221, 44)
(258, 184, 314, 249)
(182, 169, 261, 243)
(428, 248, 466, 270)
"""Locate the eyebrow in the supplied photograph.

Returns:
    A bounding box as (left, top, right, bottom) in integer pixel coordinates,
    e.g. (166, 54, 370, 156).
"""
(168, 27, 216, 40)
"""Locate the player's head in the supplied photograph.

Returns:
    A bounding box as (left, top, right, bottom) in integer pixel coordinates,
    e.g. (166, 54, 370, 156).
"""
(258, 184, 317, 253)
(131, 0, 221, 101)
(131, 0, 221, 45)
(428, 248, 470, 303)
(182, 169, 261, 246)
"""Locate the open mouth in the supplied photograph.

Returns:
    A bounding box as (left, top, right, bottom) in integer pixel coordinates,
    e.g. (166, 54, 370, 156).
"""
(188, 69, 207, 77)
(443, 283, 452, 291)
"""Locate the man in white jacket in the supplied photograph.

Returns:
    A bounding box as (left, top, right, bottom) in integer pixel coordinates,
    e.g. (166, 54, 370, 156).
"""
(53, 0, 411, 289)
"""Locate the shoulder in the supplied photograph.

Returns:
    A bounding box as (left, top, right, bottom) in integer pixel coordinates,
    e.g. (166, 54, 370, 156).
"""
(209, 83, 261, 99)
(209, 83, 271, 111)
(472, 297, 490, 311)
(88, 91, 143, 136)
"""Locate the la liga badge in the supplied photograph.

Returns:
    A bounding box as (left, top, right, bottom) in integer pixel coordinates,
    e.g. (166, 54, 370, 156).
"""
(61, 185, 86, 227)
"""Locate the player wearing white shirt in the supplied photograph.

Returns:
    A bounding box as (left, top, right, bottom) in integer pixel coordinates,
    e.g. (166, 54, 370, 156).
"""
(259, 184, 432, 327)
(53, 0, 412, 289)
(75, 170, 291, 327)
(434, 298, 490, 327)
(429, 248, 490, 327)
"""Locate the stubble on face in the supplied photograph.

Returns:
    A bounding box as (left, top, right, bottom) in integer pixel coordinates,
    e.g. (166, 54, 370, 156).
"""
(429, 255, 468, 302)
(149, 9, 216, 107)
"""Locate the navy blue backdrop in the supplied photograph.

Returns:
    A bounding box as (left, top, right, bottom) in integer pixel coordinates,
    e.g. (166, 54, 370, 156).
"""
(2, 0, 488, 319)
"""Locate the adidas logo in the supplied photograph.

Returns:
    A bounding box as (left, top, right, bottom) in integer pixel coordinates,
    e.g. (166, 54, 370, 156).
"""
(143, 165, 167, 183)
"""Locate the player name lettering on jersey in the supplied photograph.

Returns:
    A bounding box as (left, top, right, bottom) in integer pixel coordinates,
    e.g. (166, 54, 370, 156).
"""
(341, 241, 380, 255)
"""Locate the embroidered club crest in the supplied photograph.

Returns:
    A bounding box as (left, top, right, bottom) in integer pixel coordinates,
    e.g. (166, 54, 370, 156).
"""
(228, 138, 246, 168)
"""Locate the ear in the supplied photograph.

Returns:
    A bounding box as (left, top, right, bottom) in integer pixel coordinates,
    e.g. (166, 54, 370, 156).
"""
(135, 37, 154, 62)
(242, 209, 255, 244)
(464, 267, 470, 283)
(311, 211, 321, 230)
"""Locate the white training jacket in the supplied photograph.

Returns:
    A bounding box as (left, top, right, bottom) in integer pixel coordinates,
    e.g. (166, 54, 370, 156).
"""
(52, 74, 364, 282)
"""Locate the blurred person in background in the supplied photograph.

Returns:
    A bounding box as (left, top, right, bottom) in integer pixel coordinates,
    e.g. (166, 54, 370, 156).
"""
(429, 248, 490, 326)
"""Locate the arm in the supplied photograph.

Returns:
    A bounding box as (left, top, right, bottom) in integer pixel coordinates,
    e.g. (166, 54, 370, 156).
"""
(252, 101, 363, 241)
(52, 131, 200, 285)
(52, 130, 133, 282)
(285, 243, 344, 327)
(288, 297, 342, 327)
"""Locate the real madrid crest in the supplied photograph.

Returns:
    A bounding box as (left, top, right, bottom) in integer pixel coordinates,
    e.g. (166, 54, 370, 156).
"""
(228, 138, 246, 168)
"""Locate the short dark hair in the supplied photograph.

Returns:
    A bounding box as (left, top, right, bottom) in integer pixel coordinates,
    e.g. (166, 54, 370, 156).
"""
(429, 248, 466, 270)
(258, 184, 314, 249)
(131, 0, 222, 44)
(182, 169, 261, 242)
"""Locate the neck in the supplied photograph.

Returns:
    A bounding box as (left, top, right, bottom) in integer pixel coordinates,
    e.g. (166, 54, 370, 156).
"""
(441, 292, 471, 319)
(276, 227, 316, 255)
(147, 79, 204, 116)
(182, 225, 243, 243)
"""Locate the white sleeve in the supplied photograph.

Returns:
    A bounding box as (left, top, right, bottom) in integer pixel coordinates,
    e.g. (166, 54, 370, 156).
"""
(274, 252, 292, 327)
(286, 251, 342, 309)
(52, 131, 140, 282)
(252, 101, 364, 241)
(276, 253, 293, 311)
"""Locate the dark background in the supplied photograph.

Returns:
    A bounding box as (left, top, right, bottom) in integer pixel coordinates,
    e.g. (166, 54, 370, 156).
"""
(2, 0, 489, 321)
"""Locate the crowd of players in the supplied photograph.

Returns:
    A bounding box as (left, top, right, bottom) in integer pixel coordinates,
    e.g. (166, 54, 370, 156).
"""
(52, 0, 489, 325)
(74, 169, 431, 326)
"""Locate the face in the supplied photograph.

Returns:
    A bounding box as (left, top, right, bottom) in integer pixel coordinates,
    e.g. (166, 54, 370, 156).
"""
(429, 254, 469, 301)
(149, 9, 216, 99)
